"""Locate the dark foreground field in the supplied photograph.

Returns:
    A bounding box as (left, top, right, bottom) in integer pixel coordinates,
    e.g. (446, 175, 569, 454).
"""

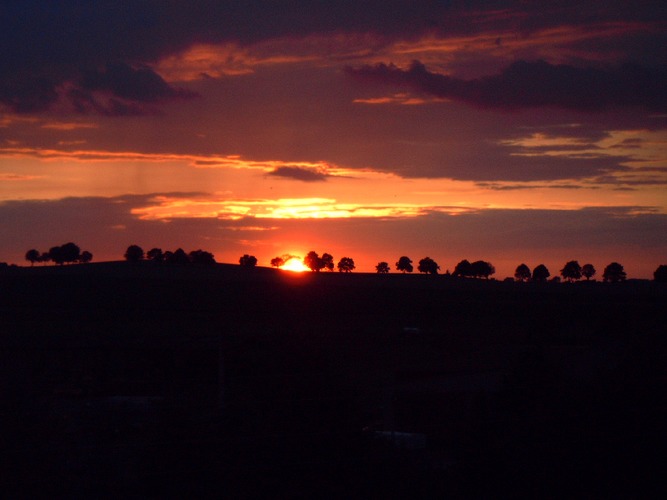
(2, 262, 666, 497)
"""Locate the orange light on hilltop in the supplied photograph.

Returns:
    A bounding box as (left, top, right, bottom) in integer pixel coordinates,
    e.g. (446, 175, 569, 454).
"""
(281, 256, 309, 273)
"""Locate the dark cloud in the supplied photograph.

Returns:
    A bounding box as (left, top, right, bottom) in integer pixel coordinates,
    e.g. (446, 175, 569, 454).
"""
(376, 141, 632, 182)
(2, 2, 666, 114)
(80, 63, 195, 103)
(609, 138, 644, 149)
(268, 166, 328, 182)
(0, 63, 195, 115)
(348, 60, 667, 112)
(0, 1, 453, 113)
(475, 182, 594, 191)
(0, 75, 59, 113)
(590, 173, 667, 187)
(65, 63, 197, 116)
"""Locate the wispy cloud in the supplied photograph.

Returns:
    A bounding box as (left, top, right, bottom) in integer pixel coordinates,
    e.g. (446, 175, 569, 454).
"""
(497, 129, 667, 187)
(268, 166, 329, 182)
(476, 181, 594, 191)
(0, 173, 41, 181)
(40, 121, 98, 131)
(0, 146, 338, 173)
(129, 195, 472, 221)
(348, 59, 667, 112)
(353, 92, 447, 105)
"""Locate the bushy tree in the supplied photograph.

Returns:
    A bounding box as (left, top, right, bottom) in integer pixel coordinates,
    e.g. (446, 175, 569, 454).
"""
(165, 248, 189, 265)
(271, 256, 285, 268)
(79, 250, 93, 263)
(376, 261, 390, 274)
(337, 257, 355, 273)
(39, 252, 50, 265)
(49, 242, 80, 265)
(395, 256, 413, 273)
(471, 260, 495, 279)
(603, 262, 626, 283)
(61, 242, 81, 264)
(582, 263, 596, 281)
(147, 248, 164, 263)
(25, 249, 40, 266)
(514, 263, 531, 282)
(560, 260, 582, 282)
(304, 251, 325, 272)
(453, 259, 472, 278)
(321, 253, 335, 272)
(190, 249, 215, 265)
(124, 244, 144, 262)
(655, 265, 667, 283)
(532, 264, 550, 282)
(48, 246, 63, 265)
(239, 254, 257, 267)
(418, 257, 440, 275)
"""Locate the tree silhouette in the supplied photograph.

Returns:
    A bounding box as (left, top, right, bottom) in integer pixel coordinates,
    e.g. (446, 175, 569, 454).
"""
(39, 252, 50, 265)
(418, 257, 440, 274)
(125, 244, 144, 262)
(79, 250, 93, 263)
(304, 251, 324, 272)
(582, 263, 596, 281)
(471, 260, 495, 279)
(560, 260, 582, 282)
(271, 256, 285, 268)
(239, 254, 257, 267)
(376, 261, 390, 274)
(49, 243, 80, 265)
(165, 248, 189, 265)
(395, 256, 413, 273)
(603, 262, 626, 283)
(189, 249, 215, 265)
(147, 248, 164, 263)
(532, 264, 550, 282)
(655, 265, 667, 282)
(25, 249, 40, 266)
(321, 253, 335, 272)
(48, 246, 62, 265)
(61, 242, 81, 264)
(453, 259, 472, 278)
(337, 257, 355, 272)
(514, 263, 531, 282)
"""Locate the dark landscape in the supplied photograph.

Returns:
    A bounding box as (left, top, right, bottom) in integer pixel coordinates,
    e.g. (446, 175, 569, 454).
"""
(2, 262, 666, 497)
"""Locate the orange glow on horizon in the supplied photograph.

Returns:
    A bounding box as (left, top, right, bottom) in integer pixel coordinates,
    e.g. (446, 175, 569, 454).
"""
(281, 256, 309, 272)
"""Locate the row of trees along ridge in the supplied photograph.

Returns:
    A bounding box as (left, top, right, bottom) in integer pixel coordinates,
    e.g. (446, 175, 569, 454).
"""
(25, 243, 92, 266)
(124, 245, 216, 265)
(19, 244, 667, 282)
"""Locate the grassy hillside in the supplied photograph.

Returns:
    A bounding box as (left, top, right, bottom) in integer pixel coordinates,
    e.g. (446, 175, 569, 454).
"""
(1, 263, 666, 497)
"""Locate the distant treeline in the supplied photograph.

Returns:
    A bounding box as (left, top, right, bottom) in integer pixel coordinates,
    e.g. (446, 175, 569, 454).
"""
(24, 243, 93, 266)
(13, 243, 667, 282)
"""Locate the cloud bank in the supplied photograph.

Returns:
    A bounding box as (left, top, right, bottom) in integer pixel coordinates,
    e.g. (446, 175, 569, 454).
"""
(3, 2, 666, 114)
(348, 60, 667, 112)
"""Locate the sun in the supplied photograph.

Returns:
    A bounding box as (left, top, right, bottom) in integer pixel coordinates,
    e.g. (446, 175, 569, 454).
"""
(282, 256, 309, 273)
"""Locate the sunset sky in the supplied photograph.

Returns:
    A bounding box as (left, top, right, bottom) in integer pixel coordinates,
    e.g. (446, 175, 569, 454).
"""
(1, 1, 666, 278)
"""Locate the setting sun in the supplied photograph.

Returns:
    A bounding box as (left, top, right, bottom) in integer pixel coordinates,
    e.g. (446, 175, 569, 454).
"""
(0, 2, 665, 281)
(282, 256, 309, 272)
